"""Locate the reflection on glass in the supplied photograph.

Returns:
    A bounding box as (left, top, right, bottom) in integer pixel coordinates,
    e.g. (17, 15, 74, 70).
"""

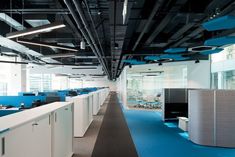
(211, 73, 218, 89)
(126, 65, 187, 110)
(224, 70, 235, 89)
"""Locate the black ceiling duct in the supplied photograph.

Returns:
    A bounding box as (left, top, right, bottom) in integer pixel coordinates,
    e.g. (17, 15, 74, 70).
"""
(63, 0, 110, 79)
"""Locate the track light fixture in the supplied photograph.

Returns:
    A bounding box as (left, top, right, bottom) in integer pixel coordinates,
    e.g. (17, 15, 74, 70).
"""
(17, 39, 78, 52)
(114, 43, 119, 49)
(80, 40, 86, 50)
(6, 22, 65, 39)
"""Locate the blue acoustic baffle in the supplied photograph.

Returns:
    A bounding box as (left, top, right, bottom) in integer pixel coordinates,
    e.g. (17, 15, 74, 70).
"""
(144, 56, 160, 61)
(160, 54, 189, 61)
(200, 48, 224, 55)
(122, 59, 146, 65)
(202, 15, 235, 31)
(204, 36, 235, 46)
(164, 48, 187, 53)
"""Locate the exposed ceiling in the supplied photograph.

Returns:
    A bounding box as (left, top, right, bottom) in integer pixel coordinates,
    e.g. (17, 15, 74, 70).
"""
(0, 0, 235, 80)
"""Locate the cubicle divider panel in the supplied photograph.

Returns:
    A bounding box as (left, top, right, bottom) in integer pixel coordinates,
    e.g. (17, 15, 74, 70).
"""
(215, 90, 235, 147)
(162, 88, 188, 120)
(88, 94, 93, 124)
(165, 88, 188, 103)
(188, 90, 215, 146)
(92, 92, 100, 115)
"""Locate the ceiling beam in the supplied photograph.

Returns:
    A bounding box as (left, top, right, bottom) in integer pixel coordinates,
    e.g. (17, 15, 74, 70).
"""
(144, 0, 188, 45)
(131, 0, 164, 51)
(170, 0, 235, 47)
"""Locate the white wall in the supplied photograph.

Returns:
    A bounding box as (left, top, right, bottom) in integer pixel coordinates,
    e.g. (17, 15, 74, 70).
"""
(187, 60, 211, 88)
(0, 57, 27, 95)
(69, 77, 117, 91)
(82, 80, 116, 91)
(8, 63, 27, 95)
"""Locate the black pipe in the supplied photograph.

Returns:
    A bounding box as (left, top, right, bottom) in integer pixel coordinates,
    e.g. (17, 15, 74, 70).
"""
(113, 0, 116, 79)
(84, 0, 107, 65)
(64, 0, 110, 79)
(132, 0, 163, 51)
(71, 0, 110, 79)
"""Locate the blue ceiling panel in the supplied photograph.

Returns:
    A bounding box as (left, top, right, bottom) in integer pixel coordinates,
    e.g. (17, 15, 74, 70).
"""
(122, 59, 146, 65)
(202, 16, 235, 31)
(164, 48, 187, 53)
(144, 56, 161, 61)
(200, 48, 224, 55)
(204, 36, 235, 46)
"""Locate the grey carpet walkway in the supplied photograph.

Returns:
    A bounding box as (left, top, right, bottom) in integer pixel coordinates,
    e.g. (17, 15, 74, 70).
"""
(73, 95, 110, 157)
(91, 92, 138, 157)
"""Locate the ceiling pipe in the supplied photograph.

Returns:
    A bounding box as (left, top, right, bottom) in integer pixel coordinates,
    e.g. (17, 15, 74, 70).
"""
(114, 0, 164, 79)
(131, 0, 164, 51)
(64, 0, 110, 79)
(83, 0, 108, 65)
(71, 0, 111, 79)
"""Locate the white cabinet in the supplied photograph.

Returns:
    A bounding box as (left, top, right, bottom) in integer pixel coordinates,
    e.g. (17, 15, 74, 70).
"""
(66, 95, 92, 137)
(3, 114, 51, 157)
(52, 105, 73, 157)
(0, 132, 7, 157)
(88, 94, 93, 123)
(92, 92, 100, 115)
(0, 102, 73, 157)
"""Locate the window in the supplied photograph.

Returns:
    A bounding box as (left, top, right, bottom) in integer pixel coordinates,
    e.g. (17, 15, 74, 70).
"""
(0, 82, 7, 96)
(28, 74, 52, 92)
(211, 44, 235, 89)
(211, 73, 218, 89)
(223, 70, 235, 89)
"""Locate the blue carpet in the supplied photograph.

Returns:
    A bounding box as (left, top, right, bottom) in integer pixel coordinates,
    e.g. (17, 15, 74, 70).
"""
(122, 109, 235, 157)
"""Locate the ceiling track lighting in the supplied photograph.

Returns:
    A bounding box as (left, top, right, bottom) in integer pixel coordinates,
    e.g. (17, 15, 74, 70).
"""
(17, 39, 78, 52)
(6, 22, 66, 39)
(80, 40, 86, 50)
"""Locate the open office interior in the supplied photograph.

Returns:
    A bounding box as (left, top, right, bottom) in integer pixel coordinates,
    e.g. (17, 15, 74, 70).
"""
(0, 0, 235, 157)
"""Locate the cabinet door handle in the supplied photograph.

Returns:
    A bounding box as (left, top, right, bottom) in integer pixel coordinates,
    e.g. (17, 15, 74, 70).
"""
(65, 108, 68, 111)
(32, 123, 38, 126)
(1, 137, 5, 156)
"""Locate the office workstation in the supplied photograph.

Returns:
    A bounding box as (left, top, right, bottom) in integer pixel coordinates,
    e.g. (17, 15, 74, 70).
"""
(1, 0, 235, 157)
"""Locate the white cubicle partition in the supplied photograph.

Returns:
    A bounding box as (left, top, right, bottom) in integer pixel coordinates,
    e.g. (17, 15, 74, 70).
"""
(66, 94, 93, 137)
(97, 90, 102, 107)
(88, 93, 93, 122)
(99, 88, 109, 106)
(189, 89, 235, 148)
(92, 91, 100, 115)
(0, 102, 73, 157)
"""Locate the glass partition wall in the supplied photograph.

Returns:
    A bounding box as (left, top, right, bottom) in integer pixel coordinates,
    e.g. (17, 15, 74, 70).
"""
(211, 45, 235, 89)
(126, 65, 187, 110)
